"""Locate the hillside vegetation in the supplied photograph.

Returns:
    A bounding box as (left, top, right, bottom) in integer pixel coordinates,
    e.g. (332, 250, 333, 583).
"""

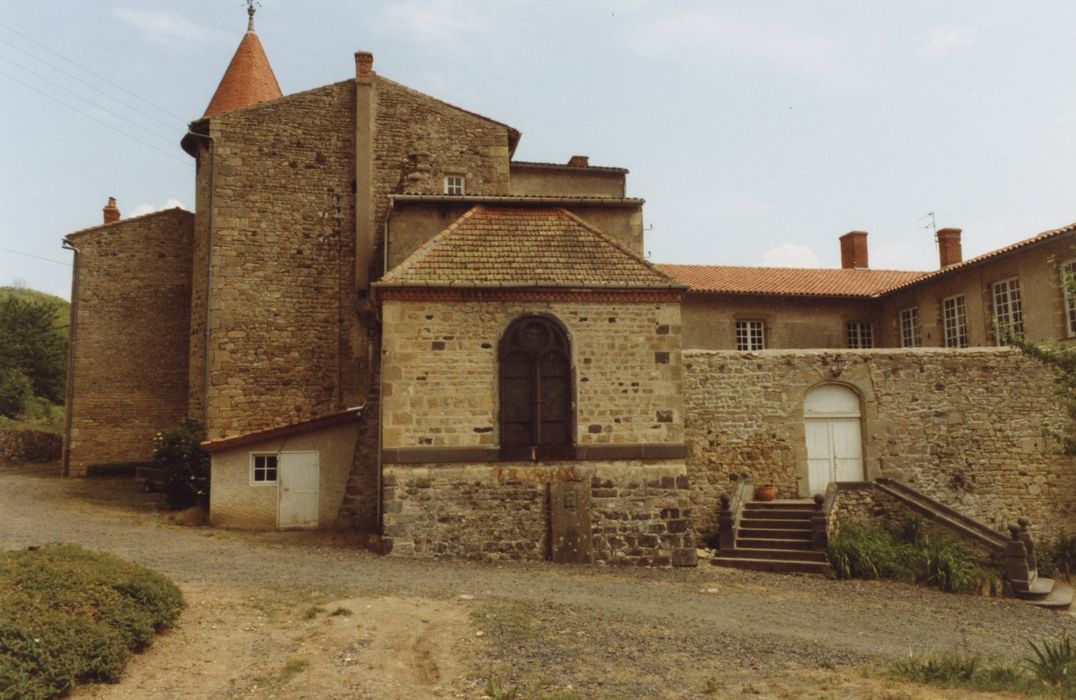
(0, 286, 68, 431)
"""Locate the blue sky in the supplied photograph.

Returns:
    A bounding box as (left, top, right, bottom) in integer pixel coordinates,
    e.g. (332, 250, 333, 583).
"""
(2, 1, 1076, 299)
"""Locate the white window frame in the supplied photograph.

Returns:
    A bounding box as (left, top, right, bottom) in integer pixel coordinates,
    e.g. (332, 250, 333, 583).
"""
(250, 453, 279, 485)
(992, 277, 1023, 344)
(846, 321, 873, 349)
(899, 307, 921, 348)
(444, 175, 465, 196)
(1062, 259, 1076, 338)
(942, 295, 969, 348)
(735, 319, 765, 351)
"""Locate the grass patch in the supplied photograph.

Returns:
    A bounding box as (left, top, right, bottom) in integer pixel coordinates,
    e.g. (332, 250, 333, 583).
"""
(828, 521, 995, 593)
(252, 656, 310, 688)
(470, 600, 542, 642)
(889, 636, 1076, 697)
(0, 544, 183, 699)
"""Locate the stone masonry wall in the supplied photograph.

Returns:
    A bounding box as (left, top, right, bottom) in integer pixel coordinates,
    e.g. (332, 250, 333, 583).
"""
(205, 82, 363, 440)
(371, 77, 511, 278)
(382, 461, 696, 566)
(380, 300, 684, 450)
(66, 209, 194, 475)
(685, 349, 1076, 538)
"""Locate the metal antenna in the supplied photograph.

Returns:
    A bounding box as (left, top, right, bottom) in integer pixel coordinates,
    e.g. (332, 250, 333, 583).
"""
(246, 0, 260, 31)
(919, 211, 936, 238)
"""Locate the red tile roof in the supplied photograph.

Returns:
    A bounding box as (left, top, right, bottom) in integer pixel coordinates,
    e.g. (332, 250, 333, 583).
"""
(658, 264, 925, 297)
(883, 221, 1076, 292)
(203, 31, 282, 118)
(377, 206, 684, 289)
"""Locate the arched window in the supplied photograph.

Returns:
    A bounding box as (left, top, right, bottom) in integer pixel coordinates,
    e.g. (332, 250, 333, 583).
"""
(499, 315, 574, 461)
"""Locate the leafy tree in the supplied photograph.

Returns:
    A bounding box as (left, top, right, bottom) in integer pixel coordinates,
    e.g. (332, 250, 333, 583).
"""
(0, 366, 32, 418)
(150, 420, 210, 509)
(0, 296, 67, 404)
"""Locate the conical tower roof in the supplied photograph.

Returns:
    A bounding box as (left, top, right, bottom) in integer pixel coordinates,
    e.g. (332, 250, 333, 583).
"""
(202, 13, 282, 118)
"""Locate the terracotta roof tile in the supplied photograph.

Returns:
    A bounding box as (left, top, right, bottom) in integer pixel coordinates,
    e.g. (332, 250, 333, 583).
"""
(659, 264, 924, 297)
(884, 221, 1076, 292)
(377, 206, 683, 289)
(203, 31, 282, 118)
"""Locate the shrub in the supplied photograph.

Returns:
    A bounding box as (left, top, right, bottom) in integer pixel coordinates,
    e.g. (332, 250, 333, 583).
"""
(1038, 532, 1076, 579)
(910, 536, 992, 594)
(1026, 635, 1076, 689)
(827, 524, 911, 581)
(0, 544, 182, 699)
(0, 368, 31, 419)
(151, 419, 210, 510)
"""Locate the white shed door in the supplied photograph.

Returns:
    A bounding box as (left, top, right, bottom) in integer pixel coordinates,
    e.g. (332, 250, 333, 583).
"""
(804, 385, 863, 494)
(278, 452, 319, 529)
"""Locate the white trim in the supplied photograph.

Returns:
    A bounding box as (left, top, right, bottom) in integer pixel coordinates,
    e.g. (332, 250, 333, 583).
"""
(942, 294, 968, 348)
(277, 451, 320, 529)
(899, 306, 920, 348)
(991, 276, 1023, 345)
(444, 175, 465, 196)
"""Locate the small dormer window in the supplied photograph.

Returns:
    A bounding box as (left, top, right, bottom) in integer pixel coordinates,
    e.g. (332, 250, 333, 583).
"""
(444, 175, 465, 196)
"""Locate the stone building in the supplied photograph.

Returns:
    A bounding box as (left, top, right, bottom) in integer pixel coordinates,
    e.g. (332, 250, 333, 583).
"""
(62, 13, 1074, 565)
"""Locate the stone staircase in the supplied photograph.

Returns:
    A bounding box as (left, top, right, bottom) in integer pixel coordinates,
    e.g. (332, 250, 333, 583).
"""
(712, 500, 830, 574)
(335, 374, 380, 533)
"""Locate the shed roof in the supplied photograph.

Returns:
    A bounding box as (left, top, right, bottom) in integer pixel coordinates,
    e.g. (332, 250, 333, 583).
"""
(658, 264, 924, 298)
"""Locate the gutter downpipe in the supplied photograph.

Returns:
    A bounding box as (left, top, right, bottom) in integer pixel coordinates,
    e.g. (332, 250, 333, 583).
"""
(60, 239, 80, 477)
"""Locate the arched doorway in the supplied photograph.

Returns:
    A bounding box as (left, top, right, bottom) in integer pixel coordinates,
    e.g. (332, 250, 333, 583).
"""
(499, 315, 574, 461)
(804, 384, 864, 494)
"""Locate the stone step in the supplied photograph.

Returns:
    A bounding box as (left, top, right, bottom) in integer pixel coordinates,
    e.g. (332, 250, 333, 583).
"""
(740, 509, 815, 520)
(739, 517, 812, 530)
(1015, 576, 1058, 601)
(736, 537, 816, 551)
(719, 547, 828, 563)
(739, 527, 812, 540)
(712, 556, 830, 575)
(744, 500, 816, 510)
(1022, 581, 1073, 610)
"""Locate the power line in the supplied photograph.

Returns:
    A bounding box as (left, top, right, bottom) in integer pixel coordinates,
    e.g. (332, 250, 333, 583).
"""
(0, 246, 72, 267)
(0, 20, 187, 123)
(0, 68, 192, 166)
(0, 54, 178, 147)
(0, 34, 185, 133)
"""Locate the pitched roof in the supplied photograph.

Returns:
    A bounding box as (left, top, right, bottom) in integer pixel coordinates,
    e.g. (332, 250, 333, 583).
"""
(510, 160, 629, 174)
(884, 221, 1076, 292)
(203, 30, 282, 118)
(658, 264, 925, 297)
(377, 206, 684, 289)
(64, 207, 192, 241)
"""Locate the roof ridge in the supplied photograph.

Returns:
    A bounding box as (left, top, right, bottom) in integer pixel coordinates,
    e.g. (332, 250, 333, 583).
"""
(558, 208, 682, 287)
(375, 75, 520, 143)
(380, 205, 484, 282)
(65, 207, 193, 240)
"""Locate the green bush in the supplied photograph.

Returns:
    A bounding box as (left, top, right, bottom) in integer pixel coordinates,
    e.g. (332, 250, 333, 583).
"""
(1038, 532, 1076, 579)
(0, 367, 31, 419)
(151, 419, 210, 510)
(0, 544, 183, 699)
(828, 522, 992, 593)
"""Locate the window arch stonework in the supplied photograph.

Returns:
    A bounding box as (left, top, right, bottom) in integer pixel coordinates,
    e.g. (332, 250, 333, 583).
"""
(498, 315, 574, 461)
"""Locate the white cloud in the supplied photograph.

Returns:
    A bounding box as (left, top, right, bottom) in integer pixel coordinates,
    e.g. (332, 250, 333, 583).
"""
(762, 243, 820, 268)
(113, 8, 229, 45)
(128, 199, 186, 218)
(914, 28, 977, 58)
(379, 0, 492, 46)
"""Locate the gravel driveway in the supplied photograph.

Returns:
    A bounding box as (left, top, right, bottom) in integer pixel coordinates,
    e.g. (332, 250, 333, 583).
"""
(3, 464, 1073, 699)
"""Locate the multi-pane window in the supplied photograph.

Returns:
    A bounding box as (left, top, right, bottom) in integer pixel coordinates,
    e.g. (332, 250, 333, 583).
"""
(942, 295, 969, 348)
(251, 454, 278, 483)
(846, 321, 873, 349)
(735, 320, 765, 351)
(444, 175, 465, 195)
(1062, 260, 1076, 337)
(992, 278, 1023, 344)
(899, 307, 921, 348)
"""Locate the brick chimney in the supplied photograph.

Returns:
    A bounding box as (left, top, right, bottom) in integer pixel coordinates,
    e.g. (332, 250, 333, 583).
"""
(103, 197, 120, 224)
(567, 155, 589, 167)
(355, 51, 373, 81)
(937, 228, 962, 267)
(839, 231, 868, 269)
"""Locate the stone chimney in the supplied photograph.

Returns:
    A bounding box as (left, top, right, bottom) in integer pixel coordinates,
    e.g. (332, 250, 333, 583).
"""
(355, 51, 374, 81)
(839, 231, 868, 269)
(937, 228, 962, 267)
(567, 155, 589, 167)
(103, 197, 120, 224)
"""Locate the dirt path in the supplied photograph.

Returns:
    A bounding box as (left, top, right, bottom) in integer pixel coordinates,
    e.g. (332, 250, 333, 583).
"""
(3, 465, 1073, 699)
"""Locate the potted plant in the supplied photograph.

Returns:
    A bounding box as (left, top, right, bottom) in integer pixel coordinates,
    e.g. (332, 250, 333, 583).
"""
(754, 483, 777, 501)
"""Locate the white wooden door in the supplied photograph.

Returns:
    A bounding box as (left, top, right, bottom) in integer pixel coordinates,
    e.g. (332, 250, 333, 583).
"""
(278, 452, 319, 529)
(804, 385, 863, 494)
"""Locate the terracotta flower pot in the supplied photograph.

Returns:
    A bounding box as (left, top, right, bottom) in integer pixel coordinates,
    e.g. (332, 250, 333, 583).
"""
(754, 484, 777, 501)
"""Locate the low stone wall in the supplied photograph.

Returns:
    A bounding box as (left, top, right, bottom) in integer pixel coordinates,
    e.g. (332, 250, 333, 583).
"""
(685, 348, 1076, 538)
(0, 428, 62, 465)
(382, 460, 697, 567)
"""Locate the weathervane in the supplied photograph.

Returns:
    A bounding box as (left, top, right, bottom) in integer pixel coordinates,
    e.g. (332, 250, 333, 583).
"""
(246, 0, 261, 32)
